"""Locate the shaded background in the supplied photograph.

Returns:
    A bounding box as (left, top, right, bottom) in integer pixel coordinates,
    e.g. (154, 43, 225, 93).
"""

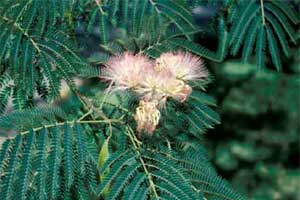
(206, 57, 299, 199)
(196, 4, 300, 199)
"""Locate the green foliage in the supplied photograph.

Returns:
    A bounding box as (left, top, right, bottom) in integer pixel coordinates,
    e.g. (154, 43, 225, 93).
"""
(0, 0, 94, 111)
(0, 119, 244, 199)
(0, 122, 96, 200)
(228, 0, 299, 70)
(0, 0, 298, 199)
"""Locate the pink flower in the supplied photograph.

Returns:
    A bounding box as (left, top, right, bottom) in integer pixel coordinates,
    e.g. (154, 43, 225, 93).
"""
(100, 51, 210, 135)
(155, 51, 208, 81)
(101, 52, 153, 92)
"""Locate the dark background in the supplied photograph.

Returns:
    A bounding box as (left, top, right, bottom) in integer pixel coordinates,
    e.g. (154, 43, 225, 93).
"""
(197, 4, 300, 199)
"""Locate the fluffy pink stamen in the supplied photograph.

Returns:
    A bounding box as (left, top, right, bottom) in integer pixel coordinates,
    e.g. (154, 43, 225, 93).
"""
(155, 51, 208, 81)
(101, 52, 153, 92)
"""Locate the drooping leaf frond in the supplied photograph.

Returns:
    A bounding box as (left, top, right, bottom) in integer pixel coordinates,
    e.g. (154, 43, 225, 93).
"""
(228, 0, 299, 70)
(0, 122, 98, 200)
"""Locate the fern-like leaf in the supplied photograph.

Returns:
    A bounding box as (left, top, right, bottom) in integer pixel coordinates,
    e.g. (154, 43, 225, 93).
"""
(255, 25, 266, 69)
(123, 173, 147, 200)
(0, 0, 92, 109)
(16, 131, 35, 200)
(47, 125, 62, 199)
(63, 123, 74, 189)
(230, 2, 260, 55)
(36, 128, 48, 200)
(0, 135, 23, 200)
(106, 161, 140, 200)
(264, 3, 297, 43)
(0, 140, 11, 174)
(228, 0, 299, 70)
(242, 18, 259, 62)
(266, 25, 282, 71)
(266, 13, 291, 57)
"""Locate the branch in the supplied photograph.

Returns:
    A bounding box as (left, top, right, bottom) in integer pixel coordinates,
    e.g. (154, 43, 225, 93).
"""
(19, 117, 124, 136)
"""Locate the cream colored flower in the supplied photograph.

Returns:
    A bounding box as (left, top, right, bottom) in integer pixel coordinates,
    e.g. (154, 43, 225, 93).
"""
(155, 51, 208, 81)
(134, 100, 161, 134)
(136, 69, 170, 100)
(162, 79, 193, 102)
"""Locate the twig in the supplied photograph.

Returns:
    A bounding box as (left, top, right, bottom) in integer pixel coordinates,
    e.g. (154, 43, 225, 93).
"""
(126, 126, 158, 198)
(19, 118, 123, 135)
(77, 109, 93, 121)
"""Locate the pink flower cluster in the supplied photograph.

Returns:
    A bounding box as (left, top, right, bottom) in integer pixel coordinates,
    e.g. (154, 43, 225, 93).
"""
(102, 52, 153, 92)
(101, 51, 208, 134)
